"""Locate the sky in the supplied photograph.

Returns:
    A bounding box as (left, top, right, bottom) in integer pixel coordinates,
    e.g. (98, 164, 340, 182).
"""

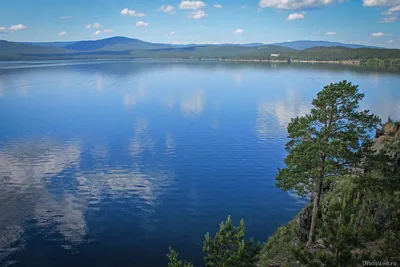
(0, 0, 400, 48)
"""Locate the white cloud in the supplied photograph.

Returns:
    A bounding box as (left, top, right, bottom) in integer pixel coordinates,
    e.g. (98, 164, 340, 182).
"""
(159, 4, 176, 14)
(188, 10, 207, 19)
(234, 29, 244, 35)
(363, 0, 400, 15)
(58, 31, 67, 36)
(389, 5, 400, 11)
(103, 29, 114, 33)
(214, 4, 223, 8)
(241, 5, 247, 8)
(0, 27, 5, 31)
(136, 21, 149, 27)
(9, 24, 27, 31)
(381, 11, 393, 15)
(170, 31, 176, 35)
(325, 31, 337, 35)
(60, 16, 71, 19)
(85, 22, 103, 29)
(94, 30, 102, 35)
(380, 16, 396, 23)
(370, 32, 385, 37)
(388, 40, 394, 43)
(259, 0, 336, 10)
(363, 0, 395, 7)
(121, 8, 146, 17)
(287, 13, 304, 20)
(179, 0, 206, 10)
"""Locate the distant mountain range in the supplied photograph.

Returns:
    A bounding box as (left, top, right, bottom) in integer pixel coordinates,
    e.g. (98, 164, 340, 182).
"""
(269, 40, 382, 50)
(22, 38, 381, 50)
(0, 36, 398, 62)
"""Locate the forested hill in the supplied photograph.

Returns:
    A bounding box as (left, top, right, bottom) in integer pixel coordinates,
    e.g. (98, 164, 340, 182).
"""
(1, 37, 400, 66)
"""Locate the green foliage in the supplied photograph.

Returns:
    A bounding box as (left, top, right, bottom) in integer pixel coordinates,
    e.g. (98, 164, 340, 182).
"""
(258, 220, 298, 267)
(378, 222, 400, 262)
(276, 80, 380, 196)
(167, 247, 193, 267)
(293, 181, 375, 266)
(203, 216, 261, 267)
(276, 80, 380, 246)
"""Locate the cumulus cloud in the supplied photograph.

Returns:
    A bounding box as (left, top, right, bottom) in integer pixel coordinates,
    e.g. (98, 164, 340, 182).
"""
(136, 21, 149, 27)
(104, 29, 114, 33)
(388, 40, 394, 43)
(363, 0, 394, 7)
(370, 32, 385, 37)
(214, 4, 223, 8)
(363, 0, 400, 15)
(259, 0, 336, 10)
(170, 31, 176, 35)
(287, 13, 305, 20)
(9, 24, 27, 31)
(390, 5, 400, 11)
(121, 8, 146, 17)
(188, 10, 207, 19)
(94, 30, 102, 35)
(85, 22, 103, 29)
(0, 26, 5, 31)
(159, 4, 176, 14)
(179, 0, 206, 10)
(60, 16, 71, 19)
(234, 29, 244, 35)
(58, 31, 67, 36)
(325, 31, 337, 35)
(380, 16, 396, 23)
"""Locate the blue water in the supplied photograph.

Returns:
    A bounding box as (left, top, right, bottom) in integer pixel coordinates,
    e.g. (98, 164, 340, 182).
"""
(0, 60, 399, 267)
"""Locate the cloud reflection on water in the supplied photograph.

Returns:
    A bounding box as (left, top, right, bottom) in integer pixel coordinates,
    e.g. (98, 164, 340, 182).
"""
(180, 90, 204, 115)
(0, 131, 175, 262)
(256, 87, 311, 142)
(0, 139, 82, 259)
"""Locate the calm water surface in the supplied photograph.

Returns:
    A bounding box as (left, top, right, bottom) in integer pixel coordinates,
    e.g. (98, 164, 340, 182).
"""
(0, 60, 399, 267)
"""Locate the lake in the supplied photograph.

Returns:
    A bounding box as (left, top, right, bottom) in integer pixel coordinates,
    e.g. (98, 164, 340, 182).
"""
(0, 60, 399, 267)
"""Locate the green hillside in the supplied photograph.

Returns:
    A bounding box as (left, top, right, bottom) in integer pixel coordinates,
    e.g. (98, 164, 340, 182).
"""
(0, 40, 70, 56)
(1, 37, 400, 66)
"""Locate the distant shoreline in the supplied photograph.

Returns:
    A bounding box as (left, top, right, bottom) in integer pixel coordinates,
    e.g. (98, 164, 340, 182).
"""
(1, 57, 399, 70)
(217, 58, 362, 65)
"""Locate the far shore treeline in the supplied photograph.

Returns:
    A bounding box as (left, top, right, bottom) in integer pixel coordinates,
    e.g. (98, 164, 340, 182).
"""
(1, 37, 400, 67)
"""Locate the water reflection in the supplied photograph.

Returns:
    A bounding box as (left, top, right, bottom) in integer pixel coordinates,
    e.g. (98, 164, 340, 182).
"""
(256, 87, 311, 142)
(0, 139, 82, 259)
(180, 90, 204, 115)
(0, 79, 4, 97)
(76, 168, 172, 207)
(234, 73, 243, 86)
(0, 60, 399, 267)
(124, 83, 148, 108)
(165, 134, 175, 152)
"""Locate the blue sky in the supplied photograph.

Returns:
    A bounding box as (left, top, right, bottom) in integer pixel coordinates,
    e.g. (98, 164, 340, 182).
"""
(0, 0, 399, 47)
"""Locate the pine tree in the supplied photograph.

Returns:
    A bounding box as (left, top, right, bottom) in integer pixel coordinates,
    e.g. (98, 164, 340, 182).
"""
(294, 181, 374, 266)
(203, 216, 261, 267)
(378, 224, 400, 262)
(276, 81, 380, 247)
(167, 247, 193, 267)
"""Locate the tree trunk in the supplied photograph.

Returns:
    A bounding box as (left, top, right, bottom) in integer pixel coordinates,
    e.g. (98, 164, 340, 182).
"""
(307, 175, 324, 248)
